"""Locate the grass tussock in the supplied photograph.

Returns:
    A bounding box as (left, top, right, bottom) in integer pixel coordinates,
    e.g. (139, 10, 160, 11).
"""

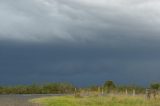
(31, 95, 160, 106)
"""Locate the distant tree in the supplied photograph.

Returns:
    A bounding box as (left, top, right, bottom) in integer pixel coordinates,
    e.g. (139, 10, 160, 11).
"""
(103, 80, 116, 93)
(150, 83, 160, 90)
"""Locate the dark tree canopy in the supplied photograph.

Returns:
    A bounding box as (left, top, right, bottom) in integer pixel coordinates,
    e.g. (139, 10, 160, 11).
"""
(150, 83, 160, 90)
(103, 80, 116, 93)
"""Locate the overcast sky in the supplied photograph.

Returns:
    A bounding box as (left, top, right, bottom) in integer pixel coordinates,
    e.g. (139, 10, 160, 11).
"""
(0, 0, 160, 86)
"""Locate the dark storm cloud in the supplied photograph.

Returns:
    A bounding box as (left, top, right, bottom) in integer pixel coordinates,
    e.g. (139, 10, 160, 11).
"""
(0, 0, 160, 86)
(1, 41, 160, 86)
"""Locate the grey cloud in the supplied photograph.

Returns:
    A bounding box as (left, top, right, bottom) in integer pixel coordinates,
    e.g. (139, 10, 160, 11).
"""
(0, 0, 160, 43)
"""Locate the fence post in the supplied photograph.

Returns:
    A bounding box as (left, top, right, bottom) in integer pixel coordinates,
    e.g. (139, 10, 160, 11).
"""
(74, 88, 77, 97)
(133, 89, 135, 96)
(102, 88, 104, 95)
(125, 89, 128, 95)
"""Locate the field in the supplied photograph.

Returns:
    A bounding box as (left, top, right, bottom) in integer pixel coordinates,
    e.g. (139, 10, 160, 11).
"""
(31, 95, 160, 106)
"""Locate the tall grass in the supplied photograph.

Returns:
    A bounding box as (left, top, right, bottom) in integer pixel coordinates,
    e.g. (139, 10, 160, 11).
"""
(32, 95, 160, 106)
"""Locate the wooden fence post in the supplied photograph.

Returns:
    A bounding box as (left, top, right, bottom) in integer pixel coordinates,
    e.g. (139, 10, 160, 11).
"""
(125, 89, 128, 95)
(74, 88, 77, 97)
(133, 89, 135, 96)
(102, 88, 104, 95)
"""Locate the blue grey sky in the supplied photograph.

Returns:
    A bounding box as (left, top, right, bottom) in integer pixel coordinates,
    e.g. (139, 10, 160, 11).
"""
(0, 0, 160, 86)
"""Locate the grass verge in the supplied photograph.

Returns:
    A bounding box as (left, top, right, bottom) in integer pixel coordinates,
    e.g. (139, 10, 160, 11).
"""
(31, 95, 160, 106)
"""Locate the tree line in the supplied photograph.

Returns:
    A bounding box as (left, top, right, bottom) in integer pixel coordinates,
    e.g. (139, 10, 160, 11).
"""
(0, 83, 75, 94)
(86, 81, 160, 94)
(0, 81, 159, 94)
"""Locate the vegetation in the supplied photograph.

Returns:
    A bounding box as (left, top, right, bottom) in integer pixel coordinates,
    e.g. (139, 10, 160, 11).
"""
(0, 81, 159, 106)
(150, 83, 160, 90)
(104, 80, 116, 89)
(85, 81, 146, 94)
(116, 85, 146, 94)
(103, 80, 116, 93)
(0, 81, 159, 94)
(0, 83, 75, 94)
(31, 95, 160, 106)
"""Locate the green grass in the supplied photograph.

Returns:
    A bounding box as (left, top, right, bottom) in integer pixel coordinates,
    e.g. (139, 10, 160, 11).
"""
(31, 95, 160, 106)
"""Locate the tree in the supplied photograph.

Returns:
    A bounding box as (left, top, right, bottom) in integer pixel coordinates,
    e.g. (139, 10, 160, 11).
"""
(103, 80, 116, 93)
(150, 83, 160, 90)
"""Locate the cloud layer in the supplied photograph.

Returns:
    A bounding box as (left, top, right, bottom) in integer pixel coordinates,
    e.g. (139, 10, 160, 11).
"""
(1, 0, 160, 43)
